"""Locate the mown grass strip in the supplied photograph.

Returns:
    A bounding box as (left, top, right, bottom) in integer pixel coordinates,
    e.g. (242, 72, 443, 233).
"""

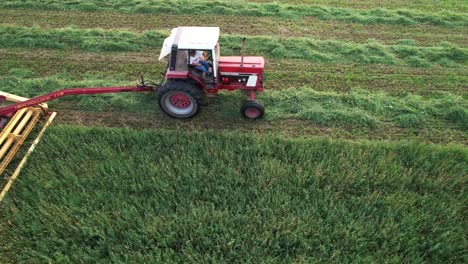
(2, 9, 467, 46)
(1, 72, 466, 130)
(1, 0, 466, 27)
(1, 26, 466, 68)
(248, 0, 466, 13)
(1, 49, 467, 94)
(1, 125, 466, 262)
(264, 87, 468, 129)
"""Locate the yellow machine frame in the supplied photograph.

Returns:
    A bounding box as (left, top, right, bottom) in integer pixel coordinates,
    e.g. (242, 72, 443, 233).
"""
(0, 91, 56, 202)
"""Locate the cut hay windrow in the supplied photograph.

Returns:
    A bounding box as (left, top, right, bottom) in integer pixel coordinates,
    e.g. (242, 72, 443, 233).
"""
(0, 26, 466, 68)
(1, 49, 467, 95)
(2, 9, 466, 46)
(1, 0, 467, 27)
(247, 0, 465, 12)
(1, 73, 466, 130)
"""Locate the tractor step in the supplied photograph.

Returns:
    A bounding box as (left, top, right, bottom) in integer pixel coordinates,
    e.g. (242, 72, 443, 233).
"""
(0, 91, 56, 202)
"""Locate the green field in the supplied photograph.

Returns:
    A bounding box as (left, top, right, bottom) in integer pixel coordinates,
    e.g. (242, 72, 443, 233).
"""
(1, 126, 466, 262)
(0, 0, 467, 262)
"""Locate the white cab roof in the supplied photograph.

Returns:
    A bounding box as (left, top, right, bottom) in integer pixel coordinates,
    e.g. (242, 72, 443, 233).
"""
(159, 27, 220, 60)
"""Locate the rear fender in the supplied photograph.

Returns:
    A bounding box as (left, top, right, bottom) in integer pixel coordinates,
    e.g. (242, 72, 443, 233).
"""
(166, 70, 189, 79)
(166, 75, 207, 96)
(188, 72, 208, 90)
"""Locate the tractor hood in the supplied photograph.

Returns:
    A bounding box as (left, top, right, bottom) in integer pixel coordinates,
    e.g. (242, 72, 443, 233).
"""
(159, 27, 220, 60)
(219, 56, 265, 74)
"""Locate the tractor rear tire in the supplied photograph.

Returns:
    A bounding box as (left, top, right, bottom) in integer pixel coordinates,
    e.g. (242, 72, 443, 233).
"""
(158, 81, 202, 118)
(241, 100, 265, 119)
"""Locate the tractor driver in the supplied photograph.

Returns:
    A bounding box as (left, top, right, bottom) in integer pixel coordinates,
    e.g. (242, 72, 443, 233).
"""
(189, 50, 211, 79)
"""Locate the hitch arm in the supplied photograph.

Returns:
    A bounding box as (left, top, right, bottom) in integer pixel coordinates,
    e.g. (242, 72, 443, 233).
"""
(0, 86, 155, 117)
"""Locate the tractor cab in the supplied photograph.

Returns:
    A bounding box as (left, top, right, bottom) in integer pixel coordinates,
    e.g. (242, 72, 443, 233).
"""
(159, 27, 219, 82)
(158, 27, 265, 119)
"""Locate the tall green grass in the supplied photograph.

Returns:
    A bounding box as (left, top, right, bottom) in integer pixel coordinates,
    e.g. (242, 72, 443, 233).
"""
(1, 72, 467, 129)
(1, 0, 466, 27)
(1, 26, 466, 67)
(0, 126, 466, 262)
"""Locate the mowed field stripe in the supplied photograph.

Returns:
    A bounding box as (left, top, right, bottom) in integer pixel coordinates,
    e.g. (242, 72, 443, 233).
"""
(0, 72, 466, 139)
(1, 0, 466, 27)
(246, 0, 466, 12)
(0, 26, 466, 68)
(1, 9, 466, 46)
(1, 49, 467, 94)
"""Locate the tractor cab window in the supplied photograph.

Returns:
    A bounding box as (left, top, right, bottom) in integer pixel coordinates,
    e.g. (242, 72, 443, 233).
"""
(204, 50, 213, 65)
(188, 50, 214, 76)
(174, 50, 188, 71)
(188, 50, 212, 65)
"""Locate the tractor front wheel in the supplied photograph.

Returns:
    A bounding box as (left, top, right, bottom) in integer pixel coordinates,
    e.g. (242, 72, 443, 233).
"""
(158, 82, 202, 118)
(241, 100, 265, 119)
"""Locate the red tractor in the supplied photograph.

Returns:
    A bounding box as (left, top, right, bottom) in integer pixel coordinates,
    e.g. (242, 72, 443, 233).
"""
(0, 27, 266, 120)
(0, 27, 265, 201)
(0, 27, 267, 200)
(158, 27, 265, 119)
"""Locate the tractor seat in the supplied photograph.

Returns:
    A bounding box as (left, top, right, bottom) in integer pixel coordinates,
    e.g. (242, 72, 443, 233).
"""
(188, 64, 213, 76)
(189, 67, 203, 79)
(188, 65, 215, 84)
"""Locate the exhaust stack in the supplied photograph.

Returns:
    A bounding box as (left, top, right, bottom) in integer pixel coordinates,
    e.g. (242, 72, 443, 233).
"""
(241, 37, 246, 67)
